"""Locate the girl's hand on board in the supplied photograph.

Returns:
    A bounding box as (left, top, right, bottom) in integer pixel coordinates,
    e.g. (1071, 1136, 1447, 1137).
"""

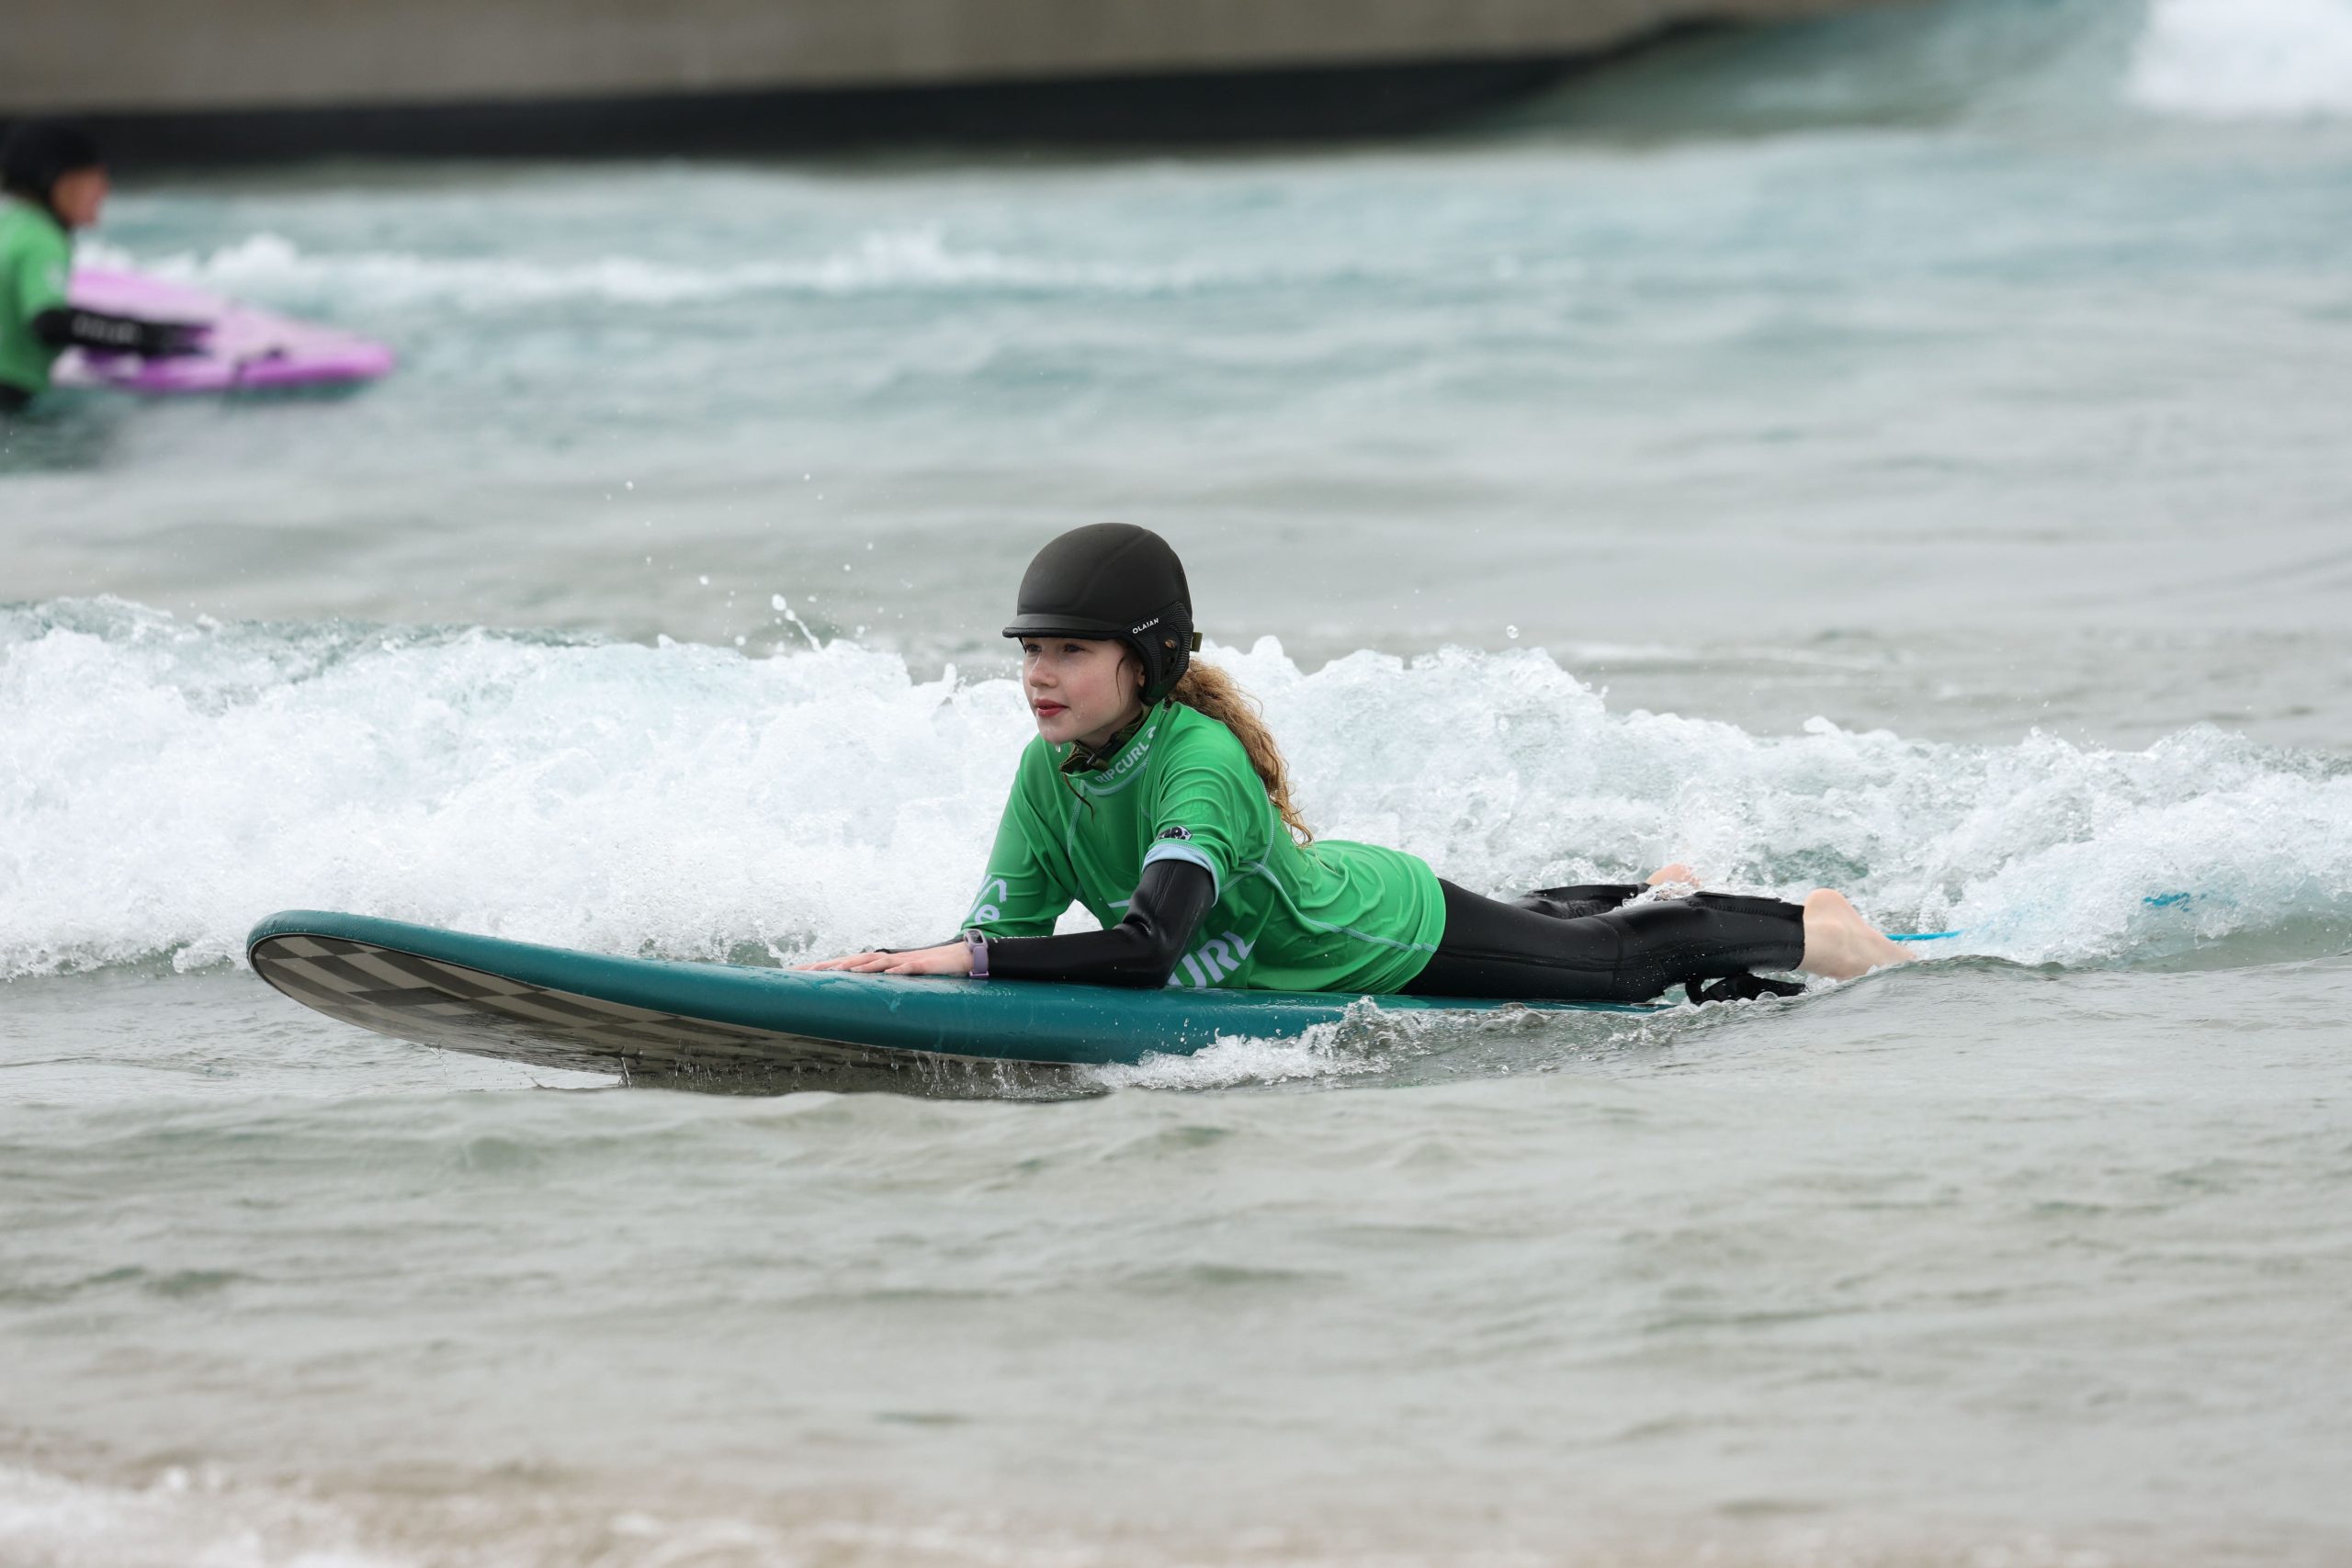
(798, 942, 975, 976)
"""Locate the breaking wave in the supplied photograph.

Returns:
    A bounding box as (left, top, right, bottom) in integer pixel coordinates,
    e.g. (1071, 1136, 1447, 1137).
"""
(2132, 0, 2352, 120)
(78, 227, 1217, 311)
(4, 598, 2346, 983)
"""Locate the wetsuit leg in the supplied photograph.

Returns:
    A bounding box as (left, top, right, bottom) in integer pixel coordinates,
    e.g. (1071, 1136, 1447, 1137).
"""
(1510, 884, 1642, 920)
(1402, 881, 1806, 1004)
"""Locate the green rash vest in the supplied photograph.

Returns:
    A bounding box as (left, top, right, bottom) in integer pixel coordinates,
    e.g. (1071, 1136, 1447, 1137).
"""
(964, 701, 1447, 993)
(0, 198, 72, 397)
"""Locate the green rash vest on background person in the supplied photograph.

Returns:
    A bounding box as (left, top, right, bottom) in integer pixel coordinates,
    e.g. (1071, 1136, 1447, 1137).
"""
(0, 198, 72, 398)
(965, 701, 1447, 992)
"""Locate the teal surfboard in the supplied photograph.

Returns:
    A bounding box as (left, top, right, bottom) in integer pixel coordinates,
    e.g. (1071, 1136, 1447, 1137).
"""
(248, 910, 1661, 1097)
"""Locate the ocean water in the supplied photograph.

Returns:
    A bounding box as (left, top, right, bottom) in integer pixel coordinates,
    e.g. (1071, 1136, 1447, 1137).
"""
(5, 0, 2352, 1562)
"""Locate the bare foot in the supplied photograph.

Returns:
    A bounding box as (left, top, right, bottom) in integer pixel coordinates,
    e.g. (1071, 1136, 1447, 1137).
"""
(1797, 889, 1915, 981)
(1647, 863, 1700, 888)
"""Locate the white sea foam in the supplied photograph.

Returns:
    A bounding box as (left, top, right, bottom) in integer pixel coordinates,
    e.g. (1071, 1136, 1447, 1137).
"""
(2132, 0, 2352, 119)
(2, 599, 2347, 983)
(0, 1461, 401, 1568)
(79, 228, 1210, 311)
(1090, 999, 1430, 1092)
(1085, 996, 1619, 1091)
(0, 1457, 2159, 1568)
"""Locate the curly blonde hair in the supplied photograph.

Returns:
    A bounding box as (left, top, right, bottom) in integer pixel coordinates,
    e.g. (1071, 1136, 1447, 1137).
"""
(1168, 661, 1312, 844)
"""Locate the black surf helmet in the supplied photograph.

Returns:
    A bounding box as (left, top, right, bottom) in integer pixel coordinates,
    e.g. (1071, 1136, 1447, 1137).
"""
(0, 119, 104, 209)
(1003, 523, 1200, 704)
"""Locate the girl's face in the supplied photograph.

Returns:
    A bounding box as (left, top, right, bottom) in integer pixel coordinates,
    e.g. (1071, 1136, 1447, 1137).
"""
(50, 167, 108, 230)
(1021, 637, 1144, 750)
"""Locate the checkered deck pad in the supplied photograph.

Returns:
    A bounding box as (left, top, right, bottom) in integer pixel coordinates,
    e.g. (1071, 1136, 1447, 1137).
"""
(251, 932, 1080, 1097)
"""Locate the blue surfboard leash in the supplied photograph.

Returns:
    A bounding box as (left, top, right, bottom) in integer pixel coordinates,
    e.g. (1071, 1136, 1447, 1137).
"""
(1888, 892, 2194, 943)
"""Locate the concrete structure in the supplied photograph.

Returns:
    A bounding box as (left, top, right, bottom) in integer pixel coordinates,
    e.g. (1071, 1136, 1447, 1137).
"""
(6, 0, 1887, 159)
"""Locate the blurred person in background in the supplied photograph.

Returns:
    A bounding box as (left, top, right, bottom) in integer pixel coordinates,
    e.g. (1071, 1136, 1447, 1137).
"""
(1, 118, 205, 413)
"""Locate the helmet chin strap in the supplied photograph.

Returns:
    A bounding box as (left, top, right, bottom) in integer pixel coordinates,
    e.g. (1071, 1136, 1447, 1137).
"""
(1060, 704, 1152, 775)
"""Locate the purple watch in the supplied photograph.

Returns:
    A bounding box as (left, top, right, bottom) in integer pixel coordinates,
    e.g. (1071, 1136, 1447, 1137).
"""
(962, 927, 989, 979)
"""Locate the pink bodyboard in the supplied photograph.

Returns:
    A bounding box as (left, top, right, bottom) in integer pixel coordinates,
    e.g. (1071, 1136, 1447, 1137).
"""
(56, 267, 395, 393)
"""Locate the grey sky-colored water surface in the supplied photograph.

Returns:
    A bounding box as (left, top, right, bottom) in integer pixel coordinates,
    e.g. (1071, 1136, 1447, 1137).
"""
(4, 1, 2351, 1562)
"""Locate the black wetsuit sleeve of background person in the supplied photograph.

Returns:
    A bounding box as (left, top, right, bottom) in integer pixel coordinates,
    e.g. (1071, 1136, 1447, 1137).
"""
(1403, 882, 1810, 1005)
(981, 859, 1219, 988)
(30, 306, 206, 358)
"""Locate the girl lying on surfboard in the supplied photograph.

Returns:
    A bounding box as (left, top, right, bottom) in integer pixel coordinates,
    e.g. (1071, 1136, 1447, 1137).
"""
(806, 524, 1911, 1002)
(0, 120, 206, 414)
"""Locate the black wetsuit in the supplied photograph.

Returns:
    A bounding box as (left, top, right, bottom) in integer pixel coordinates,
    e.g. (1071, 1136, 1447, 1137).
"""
(1404, 882, 1807, 1004)
(974, 865, 1805, 1004)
